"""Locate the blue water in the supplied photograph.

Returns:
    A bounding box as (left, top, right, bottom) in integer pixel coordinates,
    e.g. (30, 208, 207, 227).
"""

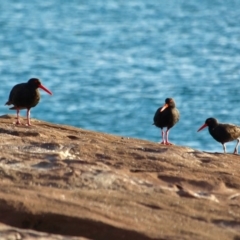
(1, 0, 240, 153)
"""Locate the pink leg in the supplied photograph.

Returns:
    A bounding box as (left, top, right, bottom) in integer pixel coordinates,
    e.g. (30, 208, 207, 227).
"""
(233, 139, 239, 154)
(222, 143, 226, 153)
(26, 109, 31, 126)
(15, 109, 21, 125)
(165, 129, 173, 145)
(160, 129, 165, 144)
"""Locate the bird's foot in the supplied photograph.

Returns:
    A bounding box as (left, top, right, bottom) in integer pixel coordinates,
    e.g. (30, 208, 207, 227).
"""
(24, 118, 31, 126)
(14, 120, 22, 125)
(158, 141, 174, 145)
(13, 119, 32, 126)
(14, 122, 31, 127)
(25, 120, 31, 126)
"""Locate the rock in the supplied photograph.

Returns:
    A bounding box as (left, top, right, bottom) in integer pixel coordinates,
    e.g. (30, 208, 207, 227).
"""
(0, 114, 240, 240)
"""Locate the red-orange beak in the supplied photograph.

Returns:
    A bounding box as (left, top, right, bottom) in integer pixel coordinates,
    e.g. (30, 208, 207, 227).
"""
(160, 103, 169, 112)
(197, 123, 207, 132)
(39, 84, 52, 95)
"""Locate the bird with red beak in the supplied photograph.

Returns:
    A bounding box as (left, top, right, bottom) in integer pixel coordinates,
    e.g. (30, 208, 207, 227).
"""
(5, 78, 52, 126)
(197, 117, 240, 154)
(153, 98, 180, 145)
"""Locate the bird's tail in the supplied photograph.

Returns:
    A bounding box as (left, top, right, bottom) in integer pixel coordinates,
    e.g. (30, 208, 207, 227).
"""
(5, 101, 11, 106)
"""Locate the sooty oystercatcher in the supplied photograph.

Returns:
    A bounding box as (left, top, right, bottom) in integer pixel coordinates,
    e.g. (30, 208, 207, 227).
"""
(153, 98, 180, 145)
(5, 78, 52, 126)
(197, 117, 240, 154)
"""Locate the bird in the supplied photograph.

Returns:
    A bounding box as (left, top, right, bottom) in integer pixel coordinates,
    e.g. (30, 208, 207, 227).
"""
(197, 117, 240, 154)
(153, 98, 180, 145)
(5, 78, 52, 126)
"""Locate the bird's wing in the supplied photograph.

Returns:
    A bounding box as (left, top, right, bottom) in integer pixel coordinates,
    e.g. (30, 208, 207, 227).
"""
(6, 83, 25, 105)
(153, 107, 163, 123)
(221, 123, 240, 139)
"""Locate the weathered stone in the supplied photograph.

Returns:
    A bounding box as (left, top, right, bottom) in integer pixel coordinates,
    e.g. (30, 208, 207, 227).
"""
(0, 115, 239, 240)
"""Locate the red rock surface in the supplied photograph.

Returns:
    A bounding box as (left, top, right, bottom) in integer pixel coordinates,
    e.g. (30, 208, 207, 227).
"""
(0, 115, 240, 240)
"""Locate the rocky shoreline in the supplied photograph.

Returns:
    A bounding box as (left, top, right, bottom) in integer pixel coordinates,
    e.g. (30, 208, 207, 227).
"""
(0, 114, 239, 240)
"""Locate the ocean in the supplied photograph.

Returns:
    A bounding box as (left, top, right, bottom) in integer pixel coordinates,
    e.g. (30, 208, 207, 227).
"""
(1, 0, 240, 152)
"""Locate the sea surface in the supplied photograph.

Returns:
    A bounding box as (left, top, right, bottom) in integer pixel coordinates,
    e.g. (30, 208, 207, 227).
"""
(1, 0, 240, 153)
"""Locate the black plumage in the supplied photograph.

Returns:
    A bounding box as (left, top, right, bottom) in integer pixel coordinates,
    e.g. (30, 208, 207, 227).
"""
(153, 98, 180, 145)
(5, 78, 52, 126)
(198, 117, 240, 154)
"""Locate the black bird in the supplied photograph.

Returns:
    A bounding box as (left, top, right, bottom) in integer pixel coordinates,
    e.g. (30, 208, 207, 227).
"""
(153, 98, 180, 145)
(197, 118, 240, 154)
(5, 78, 52, 126)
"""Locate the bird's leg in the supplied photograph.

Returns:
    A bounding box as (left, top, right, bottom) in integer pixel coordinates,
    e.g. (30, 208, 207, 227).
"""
(159, 129, 165, 144)
(233, 139, 240, 154)
(165, 129, 173, 145)
(26, 109, 31, 126)
(222, 143, 226, 153)
(15, 109, 21, 125)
